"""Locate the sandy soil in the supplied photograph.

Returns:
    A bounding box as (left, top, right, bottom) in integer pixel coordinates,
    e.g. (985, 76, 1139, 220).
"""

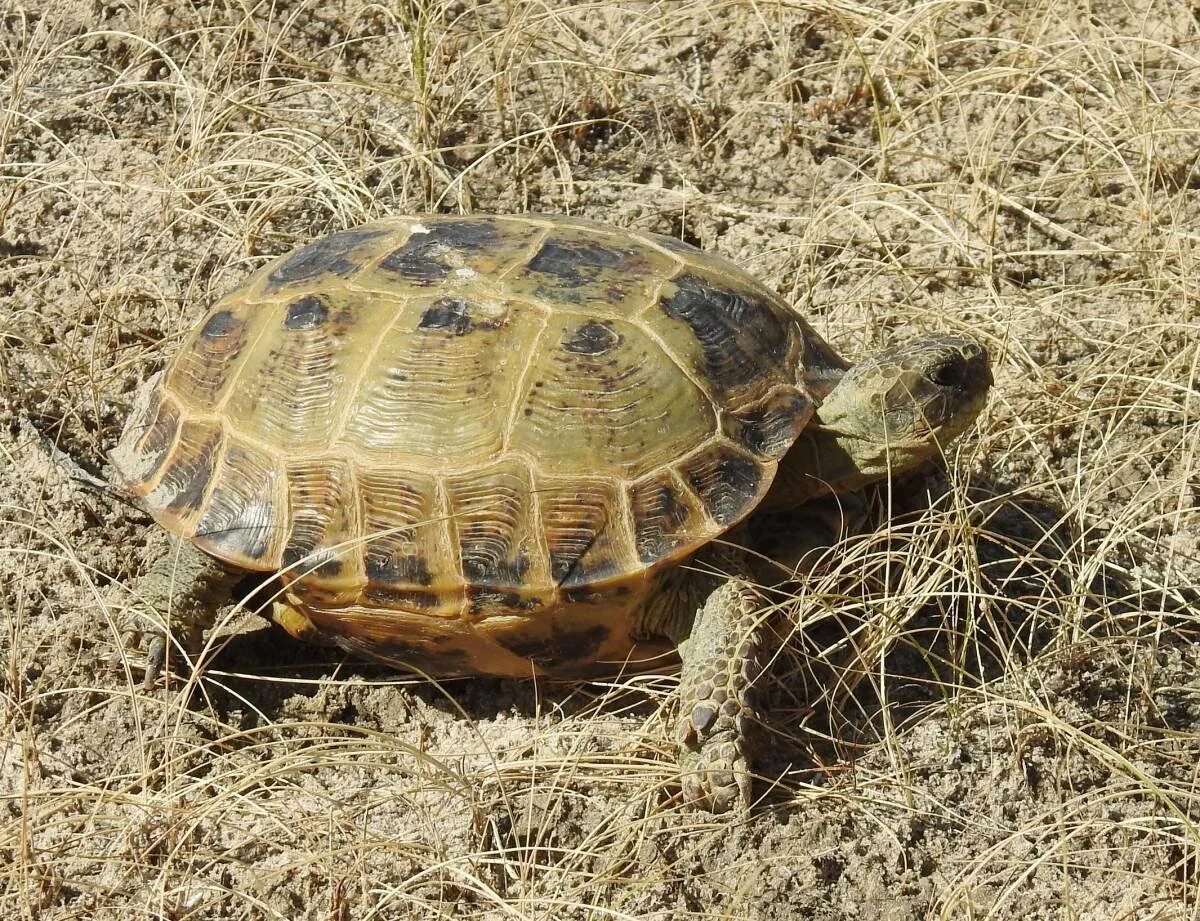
(3, 1, 1199, 918)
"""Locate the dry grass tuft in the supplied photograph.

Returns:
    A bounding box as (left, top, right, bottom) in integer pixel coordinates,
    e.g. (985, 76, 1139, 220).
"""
(3, 0, 1199, 918)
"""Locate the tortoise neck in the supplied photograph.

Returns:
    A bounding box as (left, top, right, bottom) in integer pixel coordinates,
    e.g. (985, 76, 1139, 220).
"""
(761, 424, 872, 511)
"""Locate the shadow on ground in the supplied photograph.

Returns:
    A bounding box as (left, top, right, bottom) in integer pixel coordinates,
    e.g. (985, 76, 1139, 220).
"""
(150, 467, 1200, 816)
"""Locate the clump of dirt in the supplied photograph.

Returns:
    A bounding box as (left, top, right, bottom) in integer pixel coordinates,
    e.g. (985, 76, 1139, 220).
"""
(3, 1, 1198, 918)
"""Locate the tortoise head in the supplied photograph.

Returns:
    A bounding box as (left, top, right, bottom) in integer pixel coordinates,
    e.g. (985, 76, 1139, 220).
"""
(768, 335, 992, 507)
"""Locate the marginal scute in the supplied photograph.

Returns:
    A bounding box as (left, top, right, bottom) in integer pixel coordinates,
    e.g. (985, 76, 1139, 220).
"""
(676, 441, 764, 526)
(629, 470, 709, 564)
(538, 478, 630, 587)
(192, 437, 283, 567)
(110, 376, 179, 494)
(358, 467, 458, 616)
(282, 457, 363, 597)
(363, 584, 443, 611)
(143, 417, 224, 529)
(467, 586, 545, 617)
(444, 459, 547, 592)
(722, 386, 813, 459)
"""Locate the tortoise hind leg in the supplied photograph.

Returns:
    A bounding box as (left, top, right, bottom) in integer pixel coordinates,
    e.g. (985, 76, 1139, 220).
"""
(117, 536, 241, 690)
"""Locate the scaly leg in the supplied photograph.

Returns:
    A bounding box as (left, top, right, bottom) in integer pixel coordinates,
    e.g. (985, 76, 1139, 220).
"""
(640, 496, 865, 812)
(116, 536, 241, 690)
(674, 579, 764, 813)
(636, 565, 764, 813)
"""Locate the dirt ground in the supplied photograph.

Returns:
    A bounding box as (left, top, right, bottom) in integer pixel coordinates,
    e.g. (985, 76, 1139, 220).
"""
(3, 1, 1199, 918)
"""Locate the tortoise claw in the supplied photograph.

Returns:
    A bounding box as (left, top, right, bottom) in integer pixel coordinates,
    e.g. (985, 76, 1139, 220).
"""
(110, 624, 199, 692)
(143, 632, 168, 691)
(679, 731, 753, 814)
(108, 627, 170, 690)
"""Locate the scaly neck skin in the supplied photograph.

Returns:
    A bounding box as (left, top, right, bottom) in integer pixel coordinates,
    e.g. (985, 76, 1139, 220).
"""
(761, 423, 876, 511)
(760, 374, 944, 511)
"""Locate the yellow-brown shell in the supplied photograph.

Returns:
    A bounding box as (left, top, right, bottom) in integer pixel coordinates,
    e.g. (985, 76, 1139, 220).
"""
(111, 214, 820, 674)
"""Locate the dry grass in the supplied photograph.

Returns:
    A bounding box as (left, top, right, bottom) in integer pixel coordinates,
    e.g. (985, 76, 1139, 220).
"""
(2, 0, 1199, 918)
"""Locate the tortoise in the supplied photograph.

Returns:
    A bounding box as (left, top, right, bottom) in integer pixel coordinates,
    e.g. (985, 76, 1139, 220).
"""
(110, 213, 992, 812)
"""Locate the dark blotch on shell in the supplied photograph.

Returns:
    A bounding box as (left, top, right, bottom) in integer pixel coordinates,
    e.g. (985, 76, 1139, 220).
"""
(200, 310, 235, 339)
(379, 239, 451, 285)
(679, 445, 763, 526)
(425, 218, 500, 251)
(314, 557, 347, 578)
(283, 294, 329, 331)
(338, 635, 474, 676)
(266, 227, 388, 290)
(550, 549, 623, 589)
(467, 587, 541, 615)
(282, 544, 340, 578)
(366, 547, 434, 587)
(418, 298, 472, 335)
(495, 624, 609, 667)
(378, 220, 500, 287)
(460, 539, 530, 587)
(525, 239, 628, 288)
(659, 273, 789, 396)
(562, 321, 621, 356)
(363, 584, 441, 610)
(727, 390, 809, 458)
(163, 428, 222, 517)
(631, 477, 693, 564)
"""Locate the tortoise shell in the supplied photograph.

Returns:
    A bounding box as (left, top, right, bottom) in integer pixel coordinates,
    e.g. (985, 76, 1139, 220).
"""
(111, 214, 823, 675)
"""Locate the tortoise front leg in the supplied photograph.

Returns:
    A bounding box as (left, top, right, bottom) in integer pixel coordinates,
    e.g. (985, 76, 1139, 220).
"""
(642, 498, 865, 811)
(640, 568, 765, 813)
(673, 579, 765, 813)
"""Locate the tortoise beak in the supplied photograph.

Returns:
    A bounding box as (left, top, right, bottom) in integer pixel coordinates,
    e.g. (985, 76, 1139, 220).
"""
(960, 341, 993, 392)
(928, 339, 992, 394)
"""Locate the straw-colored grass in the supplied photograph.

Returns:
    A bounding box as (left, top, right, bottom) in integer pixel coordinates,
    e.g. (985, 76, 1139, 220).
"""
(3, 0, 1198, 918)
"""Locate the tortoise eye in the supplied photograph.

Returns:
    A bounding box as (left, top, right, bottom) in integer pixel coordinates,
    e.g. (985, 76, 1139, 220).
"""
(927, 359, 966, 388)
